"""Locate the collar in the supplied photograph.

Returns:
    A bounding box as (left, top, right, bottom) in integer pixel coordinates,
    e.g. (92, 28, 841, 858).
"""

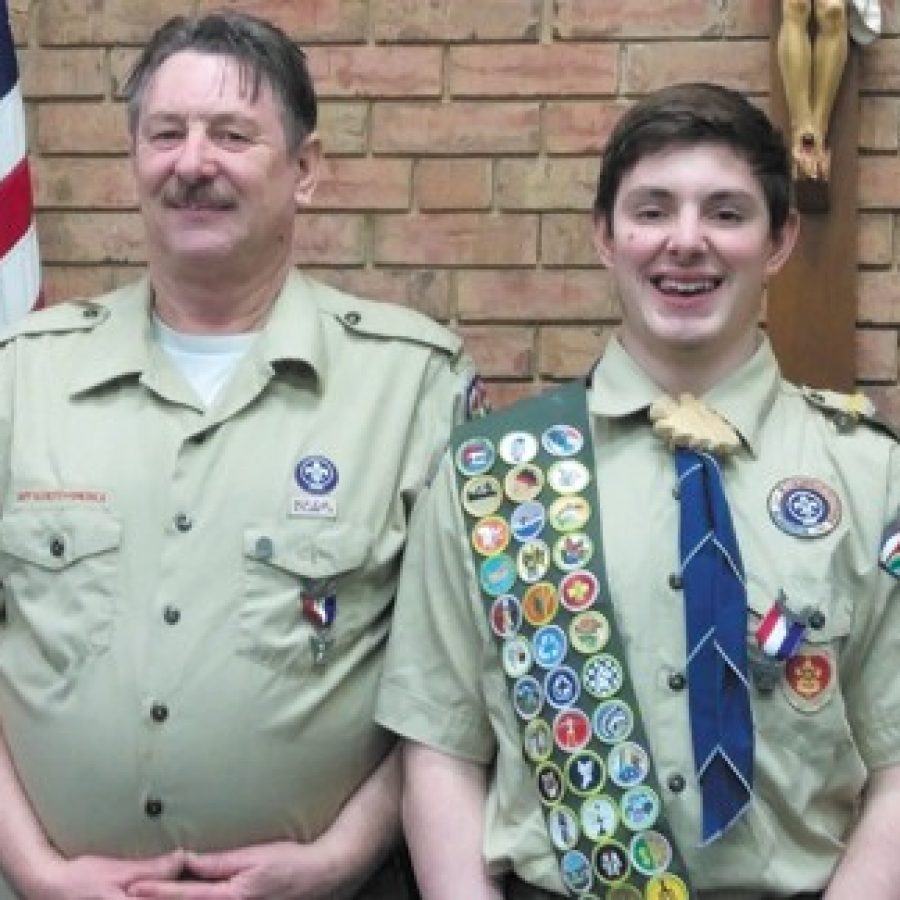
(70, 269, 327, 395)
(587, 334, 782, 456)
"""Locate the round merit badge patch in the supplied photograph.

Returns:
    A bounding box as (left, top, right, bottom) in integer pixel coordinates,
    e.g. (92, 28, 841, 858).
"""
(768, 477, 841, 538)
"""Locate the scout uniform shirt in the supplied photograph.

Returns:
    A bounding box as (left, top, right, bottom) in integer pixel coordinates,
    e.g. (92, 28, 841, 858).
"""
(375, 336, 900, 899)
(0, 271, 471, 897)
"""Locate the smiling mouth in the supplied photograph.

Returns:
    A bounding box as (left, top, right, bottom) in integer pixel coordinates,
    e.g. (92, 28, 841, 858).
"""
(651, 276, 722, 297)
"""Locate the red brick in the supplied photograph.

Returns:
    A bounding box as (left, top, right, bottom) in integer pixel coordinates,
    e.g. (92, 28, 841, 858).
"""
(544, 101, 628, 155)
(458, 325, 533, 377)
(372, 103, 540, 155)
(860, 97, 899, 151)
(415, 160, 492, 211)
(495, 158, 596, 211)
(110, 48, 140, 99)
(859, 272, 900, 325)
(862, 38, 900, 92)
(858, 213, 893, 266)
(311, 268, 452, 320)
(19, 47, 105, 99)
(318, 102, 368, 156)
(36, 104, 131, 155)
(372, 0, 540, 41)
(450, 44, 616, 97)
(308, 46, 442, 98)
(33, 158, 136, 209)
(859, 157, 900, 209)
(857, 328, 898, 382)
(866, 384, 900, 428)
(541, 214, 600, 267)
(9, 1, 28, 43)
(538, 326, 613, 379)
(311, 158, 411, 210)
(292, 213, 367, 266)
(457, 270, 617, 321)
(554, 0, 717, 38)
(37, 212, 146, 264)
(623, 41, 770, 93)
(38, 0, 186, 44)
(41, 265, 118, 305)
(199, 0, 369, 43)
(373, 213, 538, 265)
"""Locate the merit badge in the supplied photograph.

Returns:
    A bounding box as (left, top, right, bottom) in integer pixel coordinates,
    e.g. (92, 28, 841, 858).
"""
(547, 459, 591, 495)
(479, 554, 517, 597)
(554, 532, 594, 571)
(461, 475, 503, 518)
(513, 675, 544, 720)
(536, 761, 565, 805)
(490, 594, 521, 639)
(456, 437, 495, 476)
(510, 501, 546, 542)
(560, 570, 599, 612)
(565, 751, 606, 796)
(518, 539, 551, 583)
(548, 495, 592, 533)
(630, 831, 672, 878)
(499, 430, 539, 465)
(593, 840, 630, 885)
(524, 719, 554, 763)
(607, 741, 650, 789)
(570, 611, 610, 655)
(548, 805, 580, 851)
(583, 653, 624, 699)
(879, 511, 900, 578)
(472, 516, 511, 557)
(580, 794, 618, 841)
(756, 592, 806, 661)
(522, 582, 559, 626)
(620, 785, 660, 831)
(784, 648, 835, 712)
(593, 698, 634, 744)
(554, 708, 592, 753)
(645, 874, 689, 900)
(464, 375, 490, 420)
(505, 463, 545, 504)
(560, 849, 594, 895)
(533, 625, 568, 669)
(768, 477, 841, 538)
(542, 424, 584, 458)
(502, 635, 533, 678)
(295, 455, 339, 495)
(545, 665, 581, 709)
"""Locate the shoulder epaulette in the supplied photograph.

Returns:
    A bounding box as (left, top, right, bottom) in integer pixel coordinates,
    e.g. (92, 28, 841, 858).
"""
(0, 301, 109, 346)
(802, 386, 900, 442)
(312, 280, 461, 357)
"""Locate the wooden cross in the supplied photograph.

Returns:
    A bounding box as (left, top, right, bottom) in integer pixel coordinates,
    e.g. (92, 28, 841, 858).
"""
(767, 2, 859, 391)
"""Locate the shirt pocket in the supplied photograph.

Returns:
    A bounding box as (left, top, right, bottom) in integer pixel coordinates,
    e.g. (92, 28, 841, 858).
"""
(238, 522, 369, 675)
(0, 508, 121, 688)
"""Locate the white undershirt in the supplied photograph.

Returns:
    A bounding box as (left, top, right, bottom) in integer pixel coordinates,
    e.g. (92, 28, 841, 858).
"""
(153, 315, 257, 407)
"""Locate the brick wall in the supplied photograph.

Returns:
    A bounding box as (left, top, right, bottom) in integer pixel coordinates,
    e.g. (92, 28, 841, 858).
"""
(10, 0, 900, 415)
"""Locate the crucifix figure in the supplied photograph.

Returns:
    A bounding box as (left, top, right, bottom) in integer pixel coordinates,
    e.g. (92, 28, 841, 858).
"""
(777, 0, 880, 181)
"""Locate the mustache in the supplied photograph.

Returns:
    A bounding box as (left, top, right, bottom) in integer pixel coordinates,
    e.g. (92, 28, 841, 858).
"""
(162, 178, 237, 210)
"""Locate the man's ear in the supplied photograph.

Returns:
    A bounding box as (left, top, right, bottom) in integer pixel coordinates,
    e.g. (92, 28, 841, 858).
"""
(765, 209, 800, 277)
(293, 132, 321, 207)
(592, 215, 615, 268)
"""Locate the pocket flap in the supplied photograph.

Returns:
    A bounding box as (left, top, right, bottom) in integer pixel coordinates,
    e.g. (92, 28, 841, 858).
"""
(243, 523, 369, 579)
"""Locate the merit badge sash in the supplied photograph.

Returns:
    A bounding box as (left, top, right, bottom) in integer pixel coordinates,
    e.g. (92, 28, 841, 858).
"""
(453, 381, 693, 899)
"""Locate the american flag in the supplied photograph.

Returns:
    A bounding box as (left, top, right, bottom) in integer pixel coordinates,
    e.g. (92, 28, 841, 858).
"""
(0, 0, 41, 327)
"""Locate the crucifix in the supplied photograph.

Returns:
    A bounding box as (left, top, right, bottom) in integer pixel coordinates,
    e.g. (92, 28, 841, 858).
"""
(766, 1, 881, 390)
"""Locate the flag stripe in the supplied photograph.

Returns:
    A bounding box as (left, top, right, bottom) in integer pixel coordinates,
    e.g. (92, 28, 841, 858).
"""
(0, 223, 40, 326)
(0, 157, 32, 258)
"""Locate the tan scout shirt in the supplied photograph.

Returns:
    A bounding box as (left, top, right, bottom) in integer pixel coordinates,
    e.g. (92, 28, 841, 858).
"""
(0, 271, 470, 894)
(376, 336, 900, 898)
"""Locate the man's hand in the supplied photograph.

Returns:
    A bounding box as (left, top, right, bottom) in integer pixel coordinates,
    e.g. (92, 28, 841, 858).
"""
(26, 851, 185, 900)
(127, 842, 344, 900)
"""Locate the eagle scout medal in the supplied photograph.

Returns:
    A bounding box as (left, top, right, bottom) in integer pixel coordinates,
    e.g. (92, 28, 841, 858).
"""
(301, 580, 337, 666)
(451, 383, 692, 896)
(879, 510, 900, 578)
(755, 593, 806, 661)
(768, 477, 841, 538)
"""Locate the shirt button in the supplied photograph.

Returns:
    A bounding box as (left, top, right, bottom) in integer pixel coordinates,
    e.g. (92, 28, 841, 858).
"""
(150, 703, 169, 723)
(144, 797, 163, 818)
(668, 572, 683, 590)
(173, 513, 193, 533)
(667, 773, 686, 793)
(49, 537, 65, 558)
(667, 671, 687, 691)
(162, 605, 181, 625)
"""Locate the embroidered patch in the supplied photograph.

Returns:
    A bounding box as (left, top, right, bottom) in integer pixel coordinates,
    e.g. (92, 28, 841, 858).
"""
(783, 649, 835, 712)
(879, 511, 900, 579)
(768, 477, 841, 538)
(295, 455, 338, 495)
